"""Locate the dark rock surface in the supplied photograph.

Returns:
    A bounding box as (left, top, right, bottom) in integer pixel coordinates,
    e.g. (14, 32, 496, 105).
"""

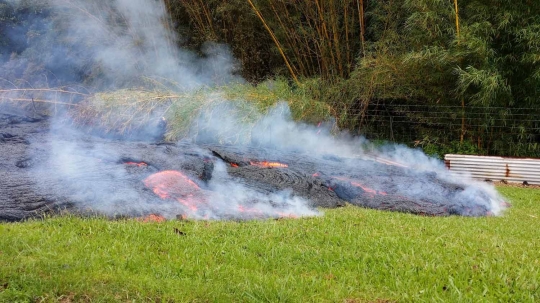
(0, 112, 496, 222)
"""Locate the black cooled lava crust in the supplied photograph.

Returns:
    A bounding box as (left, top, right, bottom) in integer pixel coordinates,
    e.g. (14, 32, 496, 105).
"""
(0, 113, 492, 221)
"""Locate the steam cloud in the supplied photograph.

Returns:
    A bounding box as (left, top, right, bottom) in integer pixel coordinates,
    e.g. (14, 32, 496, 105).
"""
(1, 0, 506, 219)
(194, 102, 506, 216)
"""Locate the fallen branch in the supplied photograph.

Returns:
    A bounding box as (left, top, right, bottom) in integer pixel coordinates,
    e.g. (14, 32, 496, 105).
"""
(0, 89, 89, 96)
(0, 97, 80, 106)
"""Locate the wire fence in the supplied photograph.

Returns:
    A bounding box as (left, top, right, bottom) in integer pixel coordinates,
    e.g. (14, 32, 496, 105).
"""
(346, 103, 540, 157)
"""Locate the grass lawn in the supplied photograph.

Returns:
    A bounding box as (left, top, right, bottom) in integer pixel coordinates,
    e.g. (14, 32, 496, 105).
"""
(0, 186, 538, 302)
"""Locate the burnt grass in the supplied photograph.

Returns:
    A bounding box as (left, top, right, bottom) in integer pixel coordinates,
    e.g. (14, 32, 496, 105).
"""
(0, 112, 496, 221)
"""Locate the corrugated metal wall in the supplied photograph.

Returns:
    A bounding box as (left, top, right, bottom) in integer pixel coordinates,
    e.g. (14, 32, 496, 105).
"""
(444, 154, 540, 185)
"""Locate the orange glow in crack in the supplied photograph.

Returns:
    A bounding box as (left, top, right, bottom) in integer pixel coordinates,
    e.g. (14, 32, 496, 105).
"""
(333, 176, 388, 196)
(250, 161, 288, 168)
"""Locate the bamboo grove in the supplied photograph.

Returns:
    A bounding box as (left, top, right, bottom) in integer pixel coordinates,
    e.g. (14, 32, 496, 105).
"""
(171, 0, 540, 157)
(1, 0, 540, 157)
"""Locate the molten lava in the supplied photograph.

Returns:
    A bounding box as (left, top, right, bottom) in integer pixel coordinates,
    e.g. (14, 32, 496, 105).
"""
(237, 205, 263, 217)
(138, 214, 166, 223)
(276, 212, 299, 219)
(349, 182, 387, 196)
(333, 176, 388, 197)
(250, 161, 288, 168)
(143, 170, 204, 213)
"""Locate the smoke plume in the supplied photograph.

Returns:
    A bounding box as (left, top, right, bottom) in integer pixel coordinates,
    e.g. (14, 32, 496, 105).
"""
(0, 0, 506, 220)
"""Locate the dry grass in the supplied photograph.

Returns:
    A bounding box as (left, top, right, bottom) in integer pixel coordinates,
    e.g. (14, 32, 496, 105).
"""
(0, 87, 88, 114)
(72, 88, 194, 137)
(1, 78, 331, 142)
(67, 79, 331, 141)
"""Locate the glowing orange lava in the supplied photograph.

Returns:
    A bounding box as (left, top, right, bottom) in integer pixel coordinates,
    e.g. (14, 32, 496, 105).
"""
(333, 176, 388, 196)
(138, 214, 166, 223)
(143, 170, 204, 212)
(276, 212, 299, 219)
(230, 163, 239, 168)
(250, 161, 288, 168)
(350, 181, 387, 196)
(237, 205, 264, 217)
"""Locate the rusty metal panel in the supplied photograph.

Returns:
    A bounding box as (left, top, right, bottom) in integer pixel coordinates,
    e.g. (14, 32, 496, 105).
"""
(444, 154, 540, 185)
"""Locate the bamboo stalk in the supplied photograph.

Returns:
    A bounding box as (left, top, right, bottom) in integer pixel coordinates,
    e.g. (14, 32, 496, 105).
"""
(183, 1, 206, 37)
(314, 0, 338, 78)
(455, 0, 465, 143)
(268, 1, 307, 76)
(453, 0, 460, 40)
(302, 2, 326, 75)
(329, 0, 343, 77)
(357, 0, 366, 56)
(245, 0, 299, 85)
(294, 0, 318, 76)
(344, 2, 350, 67)
(198, 0, 216, 39)
(288, 1, 318, 76)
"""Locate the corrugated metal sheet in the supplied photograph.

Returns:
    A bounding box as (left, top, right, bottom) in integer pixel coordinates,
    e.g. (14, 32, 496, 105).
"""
(444, 154, 540, 185)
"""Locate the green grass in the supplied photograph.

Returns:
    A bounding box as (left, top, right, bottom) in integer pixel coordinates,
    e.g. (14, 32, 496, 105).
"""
(1, 187, 539, 302)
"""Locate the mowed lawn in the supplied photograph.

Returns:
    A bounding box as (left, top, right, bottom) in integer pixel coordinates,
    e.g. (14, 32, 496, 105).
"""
(0, 187, 538, 302)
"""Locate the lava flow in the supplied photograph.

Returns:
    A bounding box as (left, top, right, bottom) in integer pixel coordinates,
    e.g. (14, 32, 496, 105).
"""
(332, 176, 388, 197)
(143, 170, 205, 213)
(249, 161, 288, 168)
(138, 214, 166, 223)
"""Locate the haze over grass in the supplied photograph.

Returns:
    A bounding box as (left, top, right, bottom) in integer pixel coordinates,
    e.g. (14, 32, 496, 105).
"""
(0, 186, 538, 302)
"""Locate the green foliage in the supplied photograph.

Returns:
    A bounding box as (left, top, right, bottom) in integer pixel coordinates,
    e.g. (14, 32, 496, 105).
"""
(326, 0, 540, 157)
(1, 187, 539, 302)
(170, 0, 363, 81)
(223, 78, 331, 124)
(2, 0, 540, 156)
(171, 0, 540, 157)
(419, 138, 485, 159)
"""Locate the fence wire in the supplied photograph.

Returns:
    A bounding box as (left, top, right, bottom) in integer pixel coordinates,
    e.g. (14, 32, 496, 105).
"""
(344, 103, 540, 157)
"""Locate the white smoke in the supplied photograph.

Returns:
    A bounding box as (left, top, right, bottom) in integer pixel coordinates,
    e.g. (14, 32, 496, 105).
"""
(53, 0, 241, 88)
(2, 0, 507, 219)
(0, 0, 242, 89)
(193, 102, 507, 216)
(5, 0, 306, 221)
(202, 160, 320, 219)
